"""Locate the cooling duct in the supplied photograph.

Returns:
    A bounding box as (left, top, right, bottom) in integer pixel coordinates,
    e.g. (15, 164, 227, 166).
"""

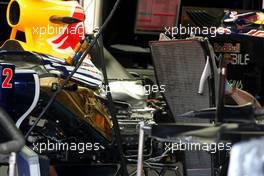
(150, 39, 215, 121)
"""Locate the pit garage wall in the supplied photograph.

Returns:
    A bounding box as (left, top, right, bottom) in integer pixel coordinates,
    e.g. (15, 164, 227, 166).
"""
(210, 34, 264, 105)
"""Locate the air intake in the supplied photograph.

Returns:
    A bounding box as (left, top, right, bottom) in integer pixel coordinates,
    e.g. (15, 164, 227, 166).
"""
(8, 1, 20, 26)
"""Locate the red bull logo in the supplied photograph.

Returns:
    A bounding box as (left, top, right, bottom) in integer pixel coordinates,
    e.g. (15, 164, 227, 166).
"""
(48, 5, 85, 54)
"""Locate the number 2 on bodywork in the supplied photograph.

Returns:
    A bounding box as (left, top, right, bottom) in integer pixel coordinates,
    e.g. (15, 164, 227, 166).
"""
(2, 68, 13, 89)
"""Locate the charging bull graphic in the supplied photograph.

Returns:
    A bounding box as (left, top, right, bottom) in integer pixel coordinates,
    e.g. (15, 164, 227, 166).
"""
(6, 0, 85, 59)
(48, 5, 85, 54)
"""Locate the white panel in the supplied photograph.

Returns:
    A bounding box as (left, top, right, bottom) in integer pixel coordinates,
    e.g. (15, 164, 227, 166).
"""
(83, 0, 96, 33)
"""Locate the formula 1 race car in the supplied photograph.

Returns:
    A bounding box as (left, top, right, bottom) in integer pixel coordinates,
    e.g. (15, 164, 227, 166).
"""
(0, 0, 168, 175)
